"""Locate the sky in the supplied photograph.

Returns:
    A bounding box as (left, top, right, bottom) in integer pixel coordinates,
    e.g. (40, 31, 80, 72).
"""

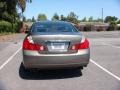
(23, 0, 120, 20)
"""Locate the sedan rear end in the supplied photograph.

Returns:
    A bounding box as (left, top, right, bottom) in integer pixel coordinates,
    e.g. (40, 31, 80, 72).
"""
(22, 21, 90, 70)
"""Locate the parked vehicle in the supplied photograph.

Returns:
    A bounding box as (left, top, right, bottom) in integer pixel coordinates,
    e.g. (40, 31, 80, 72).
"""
(22, 21, 90, 70)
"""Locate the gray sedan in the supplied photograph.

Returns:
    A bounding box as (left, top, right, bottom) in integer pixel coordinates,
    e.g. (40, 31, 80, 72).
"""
(22, 21, 90, 70)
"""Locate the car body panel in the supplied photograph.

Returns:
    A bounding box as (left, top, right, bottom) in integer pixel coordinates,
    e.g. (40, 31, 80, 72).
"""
(23, 49, 90, 69)
(22, 21, 90, 69)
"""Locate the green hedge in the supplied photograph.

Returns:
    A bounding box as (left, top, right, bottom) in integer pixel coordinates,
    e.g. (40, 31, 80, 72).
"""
(83, 24, 92, 31)
(0, 20, 18, 33)
(97, 26, 104, 32)
(117, 26, 120, 30)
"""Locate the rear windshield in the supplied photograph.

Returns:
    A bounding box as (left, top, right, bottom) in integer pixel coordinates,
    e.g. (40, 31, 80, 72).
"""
(31, 22, 78, 33)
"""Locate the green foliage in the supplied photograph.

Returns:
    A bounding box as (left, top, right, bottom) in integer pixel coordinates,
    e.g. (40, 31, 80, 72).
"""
(107, 26, 114, 31)
(88, 16, 93, 22)
(83, 24, 92, 31)
(107, 21, 117, 31)
(67, 12, 78, 24)
(0, 20, 12, 33)
(23, 16, 26, 22)
(60, 15, 67, 21)
(117, 20, 120, 24)
(51, 12, 79, 24)
(0, 20, 19, 33)
(104, 16, 118, 23)
(97, 26, 104, 32)
(18, 0, 32, 12)
(26, 18, 32, 22)
(52, 13, 59, 21)
(13, 22, 19, 33)
(0, 0, 31, 22)
(32, 16, 36, 22)
(117, 26, 120, 30)
(95, 18, 103, 22)
(37, 14, 47, 21)
(104, 16, 118, 31)
(81, 17, 87, 22)
(0, 0, 17, 22)
(0, 0, 32, 34)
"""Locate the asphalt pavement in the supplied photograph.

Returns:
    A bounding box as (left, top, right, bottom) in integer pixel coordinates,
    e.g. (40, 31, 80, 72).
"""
(0, 31, 120, 90)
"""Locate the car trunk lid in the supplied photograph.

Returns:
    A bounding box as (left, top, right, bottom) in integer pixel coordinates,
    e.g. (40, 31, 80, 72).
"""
(31, 33, 82, 53)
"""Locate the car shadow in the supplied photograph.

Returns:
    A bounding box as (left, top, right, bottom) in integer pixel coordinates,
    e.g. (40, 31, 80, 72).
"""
(19, 63, 83, 80)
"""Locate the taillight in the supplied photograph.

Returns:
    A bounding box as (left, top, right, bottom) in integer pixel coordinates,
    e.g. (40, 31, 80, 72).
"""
(23, 36, 45, 51)
(71, 39, 89, 50)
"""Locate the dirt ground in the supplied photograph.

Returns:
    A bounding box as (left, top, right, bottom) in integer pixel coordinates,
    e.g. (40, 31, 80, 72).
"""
(0, 34, 19, 42)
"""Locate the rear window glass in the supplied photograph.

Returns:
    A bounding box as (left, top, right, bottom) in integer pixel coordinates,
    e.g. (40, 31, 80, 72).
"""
(31, 23, 77, 33)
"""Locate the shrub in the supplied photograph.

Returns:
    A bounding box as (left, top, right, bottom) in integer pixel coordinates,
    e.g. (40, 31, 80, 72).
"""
(106, 26, 115, 31)
(83, 24, 92, 31)
(117, 26, 120, 31)
(13, 23, 19, 33)
(97, 26, 104, 32)
(0, 20, 12, 33)
(107, 21, 117, 31)
(0, 20, 19, 33)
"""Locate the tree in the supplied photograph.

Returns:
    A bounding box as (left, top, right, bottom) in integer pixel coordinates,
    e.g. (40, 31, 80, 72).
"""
(0, 0, 17, 22)
(60, 15, 66, 21)
(107, 21, 117, 31)
(104, 16, 118, 23)
(0, 0, 32, 33)
(26, 18, 32, 22)
(67, 12, 78, 24)
(52, 13, 59, 21)
(88, 16, 93, 22)
(95, 18, 103, 22)
(18, 0, 32, 12)
(117, 20, 120, 24)
(23, 16, 26, 22)
(81, 17, 87, 22)
(32, 16, 36, 22)
(105, 16, 118, 31)
(0, 0, 31, 22)
(37, 14, 47, 21)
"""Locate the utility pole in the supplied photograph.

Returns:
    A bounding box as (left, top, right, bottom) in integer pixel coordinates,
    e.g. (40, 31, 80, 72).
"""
(102, 8, 104, 23)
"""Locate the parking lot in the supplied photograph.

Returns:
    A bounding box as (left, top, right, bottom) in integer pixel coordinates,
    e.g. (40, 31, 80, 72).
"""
(0, 31, 120, 90)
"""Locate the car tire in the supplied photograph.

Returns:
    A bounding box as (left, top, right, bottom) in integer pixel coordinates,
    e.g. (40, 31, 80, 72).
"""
(78, 66, 83, 70)
(21, 62, 31, 72)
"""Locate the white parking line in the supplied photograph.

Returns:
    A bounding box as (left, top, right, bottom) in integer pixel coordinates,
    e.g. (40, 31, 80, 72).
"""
(102, 43, 120, 49)
(0, 47, 22, 70)
(90, 59, 120, 81)
(0, 46, 120, 81)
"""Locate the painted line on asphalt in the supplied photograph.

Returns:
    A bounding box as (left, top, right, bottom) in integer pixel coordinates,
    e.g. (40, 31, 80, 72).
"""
(90, 59, 120, 81)
(102, 43, 120, 49)
(0, 47, 22, 70)
(0, 46, 120, 81)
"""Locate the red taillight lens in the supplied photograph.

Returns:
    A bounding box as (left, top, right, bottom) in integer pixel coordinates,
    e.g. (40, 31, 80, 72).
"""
(71, 39, 89, 50)
(23, 38, 44, 51)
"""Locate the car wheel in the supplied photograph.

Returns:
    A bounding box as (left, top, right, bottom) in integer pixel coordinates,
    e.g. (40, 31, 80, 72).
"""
(21, 62, 30, 72)
(78, 66, 83, 70)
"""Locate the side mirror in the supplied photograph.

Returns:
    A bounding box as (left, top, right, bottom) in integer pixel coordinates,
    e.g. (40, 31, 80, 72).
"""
(25, 31, 29, 34)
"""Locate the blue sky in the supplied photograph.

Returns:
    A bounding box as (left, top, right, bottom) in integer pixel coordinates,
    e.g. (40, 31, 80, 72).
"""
(23, 0, 120, 20)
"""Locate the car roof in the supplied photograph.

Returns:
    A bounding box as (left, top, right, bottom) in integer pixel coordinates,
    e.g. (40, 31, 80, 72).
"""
(34, 21, 71, 25)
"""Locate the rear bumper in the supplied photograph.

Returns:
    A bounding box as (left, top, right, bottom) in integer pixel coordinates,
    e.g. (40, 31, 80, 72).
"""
(23, 49, 90, 69)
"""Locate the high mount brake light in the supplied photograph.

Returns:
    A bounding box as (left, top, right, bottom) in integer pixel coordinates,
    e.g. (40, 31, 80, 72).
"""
(71, 39, 89, 50)
(23, 37, 44, 51)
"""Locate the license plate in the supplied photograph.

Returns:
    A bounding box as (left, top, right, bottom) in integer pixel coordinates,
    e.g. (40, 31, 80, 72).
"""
(51, 43, 65, 50)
